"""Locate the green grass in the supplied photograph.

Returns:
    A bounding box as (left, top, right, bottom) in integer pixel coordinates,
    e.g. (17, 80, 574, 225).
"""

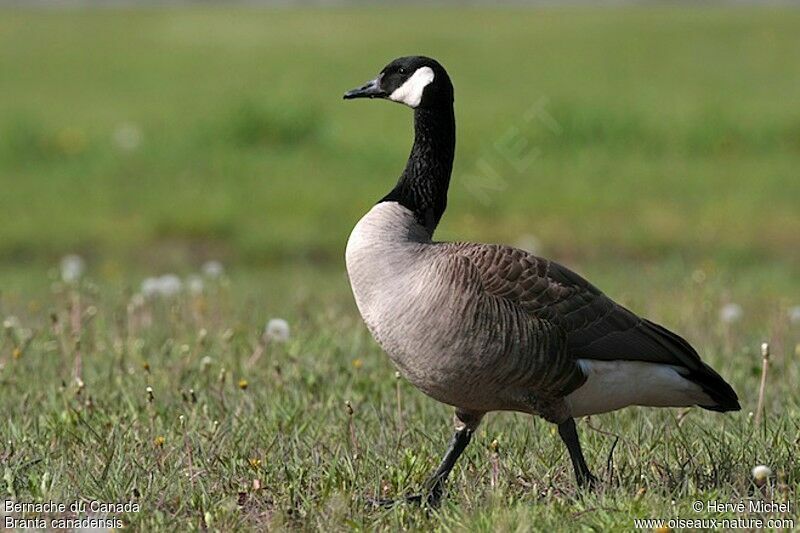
(0, 5, 799, 531)
(2, 266, 798, 530)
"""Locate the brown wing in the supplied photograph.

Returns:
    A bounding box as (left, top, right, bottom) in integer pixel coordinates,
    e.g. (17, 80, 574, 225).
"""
(450, 243, 739, 411)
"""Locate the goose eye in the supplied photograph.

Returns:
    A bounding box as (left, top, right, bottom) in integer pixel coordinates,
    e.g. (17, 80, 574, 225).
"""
(398, 67, 406, 75)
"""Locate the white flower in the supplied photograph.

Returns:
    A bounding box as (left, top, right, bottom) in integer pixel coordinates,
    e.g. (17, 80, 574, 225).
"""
(158, 274, 182, 297)
(3, 316, 20, 330)
(141, 277, 161, 298)
(752, 465, 772, 482)
(514, 233, 541, 255)
(720, 303, 743, 324)
(60, 254, 85, 283)
(187, 274, 204, 295)
(112, 122, 143, 152)
(141, 274, 182, 298)
(200, 356, 213, 371)
(789, 306, 800, 325)
(265, 318, 290, 342)
(202, 260, 224, 278)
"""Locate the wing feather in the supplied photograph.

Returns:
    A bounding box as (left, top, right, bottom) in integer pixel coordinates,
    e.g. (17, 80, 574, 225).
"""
(448, 242, 739, 410)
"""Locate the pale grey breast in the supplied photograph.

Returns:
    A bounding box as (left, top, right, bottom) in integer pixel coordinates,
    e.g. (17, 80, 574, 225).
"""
(345, 202, 583, 414)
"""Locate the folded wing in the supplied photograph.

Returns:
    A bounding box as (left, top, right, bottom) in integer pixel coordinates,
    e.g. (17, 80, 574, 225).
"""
(450, 243, 740, 411)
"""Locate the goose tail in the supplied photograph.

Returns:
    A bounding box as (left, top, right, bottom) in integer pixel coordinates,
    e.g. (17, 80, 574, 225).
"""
(688, 363, 741, 412)
(642, 319, 740, 412)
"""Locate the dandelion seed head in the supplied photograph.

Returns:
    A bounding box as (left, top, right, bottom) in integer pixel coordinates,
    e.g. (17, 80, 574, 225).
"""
(142, 274, 183, 298)
(752, 465, 772, 485)
(112, 122, 143, 152)
(158, 274, 182, 297)
(187, 274, 204, 295)
(265, 318, 290, 342)
(3, 316, 19, 330)
(202, 260, 224, 279)
(60, 254, 85, 284)
(200, 356, 213, 371)
(141, 277, 161, 298)
(720, 303, 743, 324)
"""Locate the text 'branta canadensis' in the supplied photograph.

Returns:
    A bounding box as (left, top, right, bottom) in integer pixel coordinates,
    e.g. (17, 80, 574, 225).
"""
(343, 56, 740, 506)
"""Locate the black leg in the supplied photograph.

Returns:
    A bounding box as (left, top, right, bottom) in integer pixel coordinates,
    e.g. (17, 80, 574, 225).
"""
(368, 411, 482, 509)
(557, 418, 596, 488)
(369, 427, 473, 508)
(422, 426, 473, 506)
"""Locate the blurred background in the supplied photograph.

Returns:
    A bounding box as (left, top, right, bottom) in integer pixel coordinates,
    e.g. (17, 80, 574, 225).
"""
(1, 5, 799, 529)
(0, 4, 798, 301)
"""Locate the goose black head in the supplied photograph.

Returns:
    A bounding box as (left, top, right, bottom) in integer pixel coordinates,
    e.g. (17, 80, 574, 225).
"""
(343, 56, 453, 109)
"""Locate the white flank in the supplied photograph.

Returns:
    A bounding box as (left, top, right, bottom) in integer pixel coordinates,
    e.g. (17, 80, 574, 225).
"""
(566, 359, 713, 417)
(389, 66, 435, 108)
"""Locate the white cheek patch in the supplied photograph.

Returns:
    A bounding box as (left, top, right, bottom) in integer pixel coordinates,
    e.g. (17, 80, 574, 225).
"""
(389, 66, 435, 108)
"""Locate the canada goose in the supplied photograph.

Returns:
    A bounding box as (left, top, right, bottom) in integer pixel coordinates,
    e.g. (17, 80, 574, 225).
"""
(343, 56, 740, 505)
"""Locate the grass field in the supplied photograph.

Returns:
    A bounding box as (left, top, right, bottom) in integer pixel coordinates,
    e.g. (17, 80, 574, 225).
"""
(1, 6, 799, 531)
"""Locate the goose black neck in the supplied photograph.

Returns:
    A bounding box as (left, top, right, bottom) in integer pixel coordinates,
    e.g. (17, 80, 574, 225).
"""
(381, 104, 455, 236)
